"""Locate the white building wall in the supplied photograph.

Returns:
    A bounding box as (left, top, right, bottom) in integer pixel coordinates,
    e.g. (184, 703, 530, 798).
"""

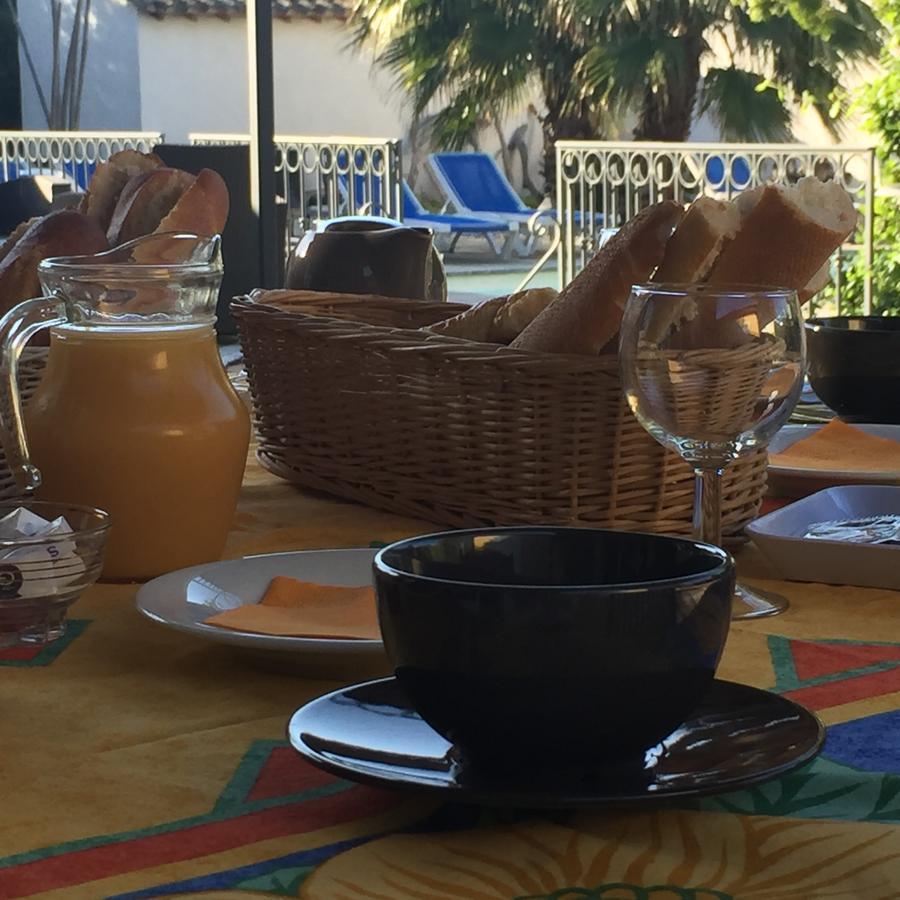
(136, 17, 405, 142)
(18, 0, 141, 130)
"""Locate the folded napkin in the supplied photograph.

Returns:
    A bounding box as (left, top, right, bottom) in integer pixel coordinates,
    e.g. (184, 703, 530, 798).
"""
(770, 419, 900, 472)
(204, 576, 380, 639)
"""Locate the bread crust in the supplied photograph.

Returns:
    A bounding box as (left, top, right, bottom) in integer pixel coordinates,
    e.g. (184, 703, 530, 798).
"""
(706, 183, 856, 291)
(0, 217, 41, 268)
(80, 149, 164, 232)
(0, 210, 108, 316)
(653, 197, 739, 284)
(106, 168, 196, 246)
(646, 197, 741, 341)
(155, 168, 229, 238)
(510, 200, 683, 354)
(426, 287, 557, 344)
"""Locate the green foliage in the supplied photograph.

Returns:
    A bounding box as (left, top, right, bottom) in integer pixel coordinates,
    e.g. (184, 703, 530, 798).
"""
(862, 0, 900, 179)
(352, 0, 882, 163)
(836, 197, 900, 315)
(699, 67, 793, 141)
(833, 0, 900, 314)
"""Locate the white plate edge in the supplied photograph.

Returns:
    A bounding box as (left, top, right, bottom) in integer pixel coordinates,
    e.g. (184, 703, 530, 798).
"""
(135, 547, 384, 651)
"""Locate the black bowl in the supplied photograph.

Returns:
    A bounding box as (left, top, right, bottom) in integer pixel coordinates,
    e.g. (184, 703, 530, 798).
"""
(806, 317, 900, 423)
(373, 527, 734, 765)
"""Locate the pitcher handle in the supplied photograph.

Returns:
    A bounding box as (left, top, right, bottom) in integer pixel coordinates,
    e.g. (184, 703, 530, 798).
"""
(0, 295, 67, 492)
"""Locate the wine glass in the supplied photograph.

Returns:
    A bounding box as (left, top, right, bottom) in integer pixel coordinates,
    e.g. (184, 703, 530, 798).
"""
(619, 283, 806, 620)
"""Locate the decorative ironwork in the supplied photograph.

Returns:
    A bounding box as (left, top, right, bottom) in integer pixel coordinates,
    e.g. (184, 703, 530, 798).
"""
(189, 133, 402, 246)
(0, 130, 164, 192)
(555, 141, 877, 314)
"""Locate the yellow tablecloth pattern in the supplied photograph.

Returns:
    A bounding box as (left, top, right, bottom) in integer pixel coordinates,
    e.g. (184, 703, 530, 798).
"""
(1, 458, 900, 899)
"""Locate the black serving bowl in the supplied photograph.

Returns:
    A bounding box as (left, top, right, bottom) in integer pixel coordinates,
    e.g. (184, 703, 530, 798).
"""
(806, 317, 900, 423)
(373, 527, 734, 766)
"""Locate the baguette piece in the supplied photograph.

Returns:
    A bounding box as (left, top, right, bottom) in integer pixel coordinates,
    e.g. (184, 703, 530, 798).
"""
(106, 168, 196, 246)
(510, 200, 683, 354)
(0, 210, 108, 316)
(80, 149, 164, 232)
(653, 197, 740, 283)
(156, 168, 229, 237)
(0, 216, 41, 268)
(425, 287, 557, 344)
(646, 197, 741, 340)
(706, 176, 857, 291)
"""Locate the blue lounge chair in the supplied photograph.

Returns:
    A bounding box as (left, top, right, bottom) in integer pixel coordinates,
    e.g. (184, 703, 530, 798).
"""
(335, 172, 517, 255)
(427, 151, 602, 255)
(427, 151, 548, 225)
(401, 180, 518, 255)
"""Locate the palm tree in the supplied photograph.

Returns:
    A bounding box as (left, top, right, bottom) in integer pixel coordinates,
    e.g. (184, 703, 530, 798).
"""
(351, 0, 602, 183)
(579, 0, 882, 141)
(351, 0, 881, 188)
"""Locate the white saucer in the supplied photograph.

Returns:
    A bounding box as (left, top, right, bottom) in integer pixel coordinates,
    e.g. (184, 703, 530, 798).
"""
(768, 424, 900, 497)
(136, 549, 387, 676)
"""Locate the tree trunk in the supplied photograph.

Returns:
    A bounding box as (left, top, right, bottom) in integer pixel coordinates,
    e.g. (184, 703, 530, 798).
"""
(539, 82, 597, 201)
(633, 34, 703, 141)
(490, 104, 514, 183)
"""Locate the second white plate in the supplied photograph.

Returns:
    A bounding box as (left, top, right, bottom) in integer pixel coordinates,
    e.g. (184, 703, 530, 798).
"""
(768, 424, 900, 497)
(136, 548, 387, 675)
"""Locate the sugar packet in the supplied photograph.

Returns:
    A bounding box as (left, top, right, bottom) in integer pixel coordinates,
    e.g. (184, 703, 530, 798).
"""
(0, 508, 85, 599)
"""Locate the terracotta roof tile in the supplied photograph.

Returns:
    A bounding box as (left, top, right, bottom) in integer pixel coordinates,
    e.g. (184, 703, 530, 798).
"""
(130, 0, 350, 21)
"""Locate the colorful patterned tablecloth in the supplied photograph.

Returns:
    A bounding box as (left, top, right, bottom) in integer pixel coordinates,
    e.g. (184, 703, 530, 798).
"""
(2, 459, 900, 899)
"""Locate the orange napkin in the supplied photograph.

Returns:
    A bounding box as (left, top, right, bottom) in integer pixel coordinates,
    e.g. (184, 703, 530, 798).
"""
(770, 419, 900, 472)
(204, 576, 380, 639)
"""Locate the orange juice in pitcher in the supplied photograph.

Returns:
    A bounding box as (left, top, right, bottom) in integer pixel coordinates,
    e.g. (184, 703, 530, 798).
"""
(0, 234, 250, 580)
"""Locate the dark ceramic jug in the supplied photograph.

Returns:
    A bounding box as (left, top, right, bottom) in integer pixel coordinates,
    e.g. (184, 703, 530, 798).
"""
(286, 217, 446, 302)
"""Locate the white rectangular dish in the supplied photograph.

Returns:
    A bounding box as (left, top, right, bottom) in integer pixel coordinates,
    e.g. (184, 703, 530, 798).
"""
(747, 485, 900, 590)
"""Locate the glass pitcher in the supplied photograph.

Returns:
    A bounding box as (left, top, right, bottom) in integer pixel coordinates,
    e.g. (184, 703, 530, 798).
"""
(0, 233, 251, 580)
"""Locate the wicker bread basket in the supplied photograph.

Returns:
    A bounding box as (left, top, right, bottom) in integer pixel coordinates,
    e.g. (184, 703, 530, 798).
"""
(233, 291, 768, 534)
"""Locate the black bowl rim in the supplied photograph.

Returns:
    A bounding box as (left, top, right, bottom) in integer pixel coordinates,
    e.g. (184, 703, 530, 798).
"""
(374, 526, 733, 592)
(806, 316, 900, 333)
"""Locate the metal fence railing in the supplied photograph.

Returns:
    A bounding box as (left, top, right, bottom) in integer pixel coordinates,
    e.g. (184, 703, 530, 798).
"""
(189, 133, 403, 245)
(0, 131, 880, 314)
(554, 141, 877, 314)
(0, 130, 164, 191)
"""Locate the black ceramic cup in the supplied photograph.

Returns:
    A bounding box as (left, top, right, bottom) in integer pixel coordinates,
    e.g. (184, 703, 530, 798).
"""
(806, 317, 900, 424)
(373, 527, 734, 765)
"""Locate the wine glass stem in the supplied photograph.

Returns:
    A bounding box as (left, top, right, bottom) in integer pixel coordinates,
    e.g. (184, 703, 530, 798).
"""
(693, 466, 724, 547)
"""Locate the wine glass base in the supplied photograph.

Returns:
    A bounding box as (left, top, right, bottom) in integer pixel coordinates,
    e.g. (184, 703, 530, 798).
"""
(732, 583, 789, 621)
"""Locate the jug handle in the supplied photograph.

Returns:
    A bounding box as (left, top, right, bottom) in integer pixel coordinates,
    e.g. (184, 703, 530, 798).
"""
(0, 295, 67, 492)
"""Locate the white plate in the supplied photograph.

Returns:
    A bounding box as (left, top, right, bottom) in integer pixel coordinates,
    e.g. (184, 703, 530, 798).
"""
(747, 485, 900, 590)
(767, 424, 900, 497)
(136, 549, 388, 675)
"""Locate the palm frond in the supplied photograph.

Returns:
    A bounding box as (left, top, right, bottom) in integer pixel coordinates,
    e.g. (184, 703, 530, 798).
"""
(700, 66, 793, 142)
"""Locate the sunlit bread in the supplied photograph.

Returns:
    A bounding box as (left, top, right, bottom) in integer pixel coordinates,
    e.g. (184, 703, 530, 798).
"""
(705, 176, 857, 291)
(509, 200, 683, 355)
(106, 168, 197, 246)
(425, 287, 558, 344)
(0, 210, 108, 316)
(137, 168, 230, 263)
(653, 196, 741, 284)
(79, 149, 164, 232)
